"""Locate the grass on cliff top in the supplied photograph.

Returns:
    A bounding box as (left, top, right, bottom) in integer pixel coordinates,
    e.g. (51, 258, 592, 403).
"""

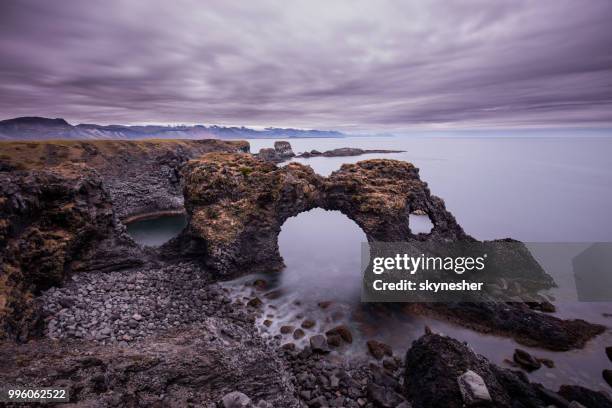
(0, 139, 249, 170)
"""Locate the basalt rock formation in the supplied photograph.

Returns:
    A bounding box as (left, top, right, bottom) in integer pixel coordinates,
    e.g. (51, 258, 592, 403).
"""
(0, 139, 249, 341)
(256, 140, 296, 163)
(0, 139, 249, 220)
(0, 164, 141, 341)
(177, 152, 605, 351)
(402, 333, 610, 408)
(177, 153, 466, 276)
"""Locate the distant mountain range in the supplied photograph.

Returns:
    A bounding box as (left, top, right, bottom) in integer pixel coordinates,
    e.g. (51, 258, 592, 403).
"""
(0, 117, 345, 140)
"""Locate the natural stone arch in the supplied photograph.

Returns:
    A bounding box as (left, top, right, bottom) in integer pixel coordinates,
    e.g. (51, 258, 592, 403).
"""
(177, 153, 468, 277)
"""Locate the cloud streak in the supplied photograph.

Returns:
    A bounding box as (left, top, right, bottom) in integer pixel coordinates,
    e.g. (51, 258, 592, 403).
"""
(1, 0, 611, 131)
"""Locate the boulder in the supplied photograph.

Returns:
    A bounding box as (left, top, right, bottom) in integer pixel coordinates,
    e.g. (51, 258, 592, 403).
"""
(457, 370, 492, 406)
(309, 335, 329, 353)
(221, 391, 251, 408)
(325, 324, 353, 344)
(367, 340, 393, 360)
(513, 349, 542, 371)
(403, 333, 556, 407)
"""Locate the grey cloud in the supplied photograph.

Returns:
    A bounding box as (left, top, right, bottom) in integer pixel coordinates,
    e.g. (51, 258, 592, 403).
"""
(0, 0, 611, 131)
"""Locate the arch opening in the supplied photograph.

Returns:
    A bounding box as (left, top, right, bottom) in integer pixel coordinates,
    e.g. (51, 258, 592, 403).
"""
(277, 208, 367, 303)
(408, 211, 434, 235)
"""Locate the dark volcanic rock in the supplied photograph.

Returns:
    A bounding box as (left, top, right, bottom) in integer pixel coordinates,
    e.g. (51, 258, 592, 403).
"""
(513, 348, 542, 371)
(367, 340, 393, 360)
(404, 333, 553, 408)
(0, 164, 141, 341)
(0, 139, 250, 221)
(558, 384, 612, 407)
(179, 153, 466, 276)
(325, 324, 353, 344)
(297, 147, 404, 158)
(0, 317, 298, 407)
(256, 141, 295, 163)
(423, 302, 605, 351)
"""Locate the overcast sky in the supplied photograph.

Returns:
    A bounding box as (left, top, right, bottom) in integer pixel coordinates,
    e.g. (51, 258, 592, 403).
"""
(1, 0, 611, 132)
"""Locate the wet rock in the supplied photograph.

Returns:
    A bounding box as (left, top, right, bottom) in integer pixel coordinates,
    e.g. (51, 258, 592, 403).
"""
(538, 357, 555, 368)
(280, 325, 294, 334)
(326, 334, 342, 347)
(281, 343, 296, 352)
(325, 324, 353, 344)
(221, 391, 251, 408)
(301, 319, 316, 329)
(309, 335, 329, 353)
(263, 320, 272, 327)
(253, 279, 268, 290)
(367, 340, 392, 360)
(293, 328, 305, 340)
(457, 370, 492, 406)
(513, 349, 542, 371)
(318, 301, 333, 309)
(247, 297, 263, 308)
(558, 384, 612, 408)
(607, 346, 612, 362)
(382, 358, 398, 372)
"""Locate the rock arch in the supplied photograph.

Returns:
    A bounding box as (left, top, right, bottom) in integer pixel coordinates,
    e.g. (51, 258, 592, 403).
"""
(177, 153, 468, 276)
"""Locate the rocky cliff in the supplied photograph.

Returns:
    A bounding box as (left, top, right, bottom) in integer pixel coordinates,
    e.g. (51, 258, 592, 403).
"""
(0, 164, 142, 341)
(0, 139, 249, 220)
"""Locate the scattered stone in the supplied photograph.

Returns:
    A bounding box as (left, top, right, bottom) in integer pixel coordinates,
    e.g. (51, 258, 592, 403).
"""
(382, 358, 398, 372)
(325, 324, 353, 344)
(263, 320, 272, 327)
(458, 370, 492, 406)
(326, 334, 342, 347)
(221, 391, 251, 408)
(247, 297, 263, 308)
(309, 335, 329, 353)
(301, 319, 316, 329)
(280, 325, 294, 334)
(538, 357, 555, 368)
(367, 340, 392, 360)
(513, 349, 542, 371)
(281, 343, 296, 352)
(253, 279, 268, 290)
(293, 329, 305, 340)
(317, 301, 332, 309)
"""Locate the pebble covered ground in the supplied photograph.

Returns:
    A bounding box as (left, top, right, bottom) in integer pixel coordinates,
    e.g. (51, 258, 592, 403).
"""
(41, 262, 239, 345)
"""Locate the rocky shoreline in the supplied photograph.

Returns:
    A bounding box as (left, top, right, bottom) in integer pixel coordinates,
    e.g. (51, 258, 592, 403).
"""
(1, 139, 610, 406)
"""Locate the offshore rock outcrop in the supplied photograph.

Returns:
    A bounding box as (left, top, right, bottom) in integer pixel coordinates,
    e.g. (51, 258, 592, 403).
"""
(0, 164, 141, 341)
(297, 147, 404, 158)
(256, 141, 296, 163)
(177, 153, 466, 276)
